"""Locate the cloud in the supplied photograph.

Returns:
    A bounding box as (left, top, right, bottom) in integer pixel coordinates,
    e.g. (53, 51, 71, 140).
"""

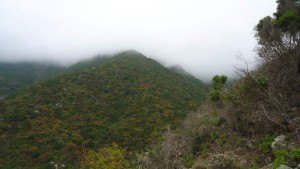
(0, 0, 277, 81)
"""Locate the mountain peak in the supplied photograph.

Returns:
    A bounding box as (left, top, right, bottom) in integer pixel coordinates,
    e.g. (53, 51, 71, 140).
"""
(0, 51, 206, 168)
(115, 50, 145, 58)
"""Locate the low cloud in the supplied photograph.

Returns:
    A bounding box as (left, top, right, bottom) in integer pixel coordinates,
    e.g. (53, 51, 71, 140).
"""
(0, 0, 277, 81)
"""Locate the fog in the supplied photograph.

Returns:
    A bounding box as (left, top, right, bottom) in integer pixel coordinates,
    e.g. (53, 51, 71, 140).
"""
(0, 0, 277, 81)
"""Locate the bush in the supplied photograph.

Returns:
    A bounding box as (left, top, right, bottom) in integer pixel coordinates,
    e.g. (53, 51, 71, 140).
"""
(210, 153, 239, 169)
(254, 75, 268, 88)
(273, 149, 289, 168)
(210, 90, 220, 101)
(182, 154, 194, 168)
(210, 75, 227, 102)
(273, 148, 300, 168)
(81, 143, 130, 169)
(258, 135, 275, 154)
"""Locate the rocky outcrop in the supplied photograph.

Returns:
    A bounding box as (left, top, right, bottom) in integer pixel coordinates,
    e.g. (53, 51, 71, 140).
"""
(271, 135, 287, 149)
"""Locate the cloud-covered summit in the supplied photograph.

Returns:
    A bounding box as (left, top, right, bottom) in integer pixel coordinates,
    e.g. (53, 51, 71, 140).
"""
(0, 0, 277, 80)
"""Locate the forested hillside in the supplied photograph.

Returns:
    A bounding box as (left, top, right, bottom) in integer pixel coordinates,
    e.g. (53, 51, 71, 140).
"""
(0, 51, 206, 168)
(0, 62, 64, 98)
(0, 51, 195, 100)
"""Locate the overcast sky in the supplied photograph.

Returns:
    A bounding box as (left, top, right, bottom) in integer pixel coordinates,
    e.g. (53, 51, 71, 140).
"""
(0, 0, 277, 80)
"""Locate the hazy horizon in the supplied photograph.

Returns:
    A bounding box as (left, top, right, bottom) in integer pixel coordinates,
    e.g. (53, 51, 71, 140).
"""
(0, 0, 277, 81)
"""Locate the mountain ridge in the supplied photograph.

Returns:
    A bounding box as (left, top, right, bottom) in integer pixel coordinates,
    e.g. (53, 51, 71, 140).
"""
(0, 51, 206, 168)
(0, 50, 203, 99)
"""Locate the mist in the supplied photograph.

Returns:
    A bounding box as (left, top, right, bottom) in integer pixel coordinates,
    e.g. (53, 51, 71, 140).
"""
(0, 0, 277, 81)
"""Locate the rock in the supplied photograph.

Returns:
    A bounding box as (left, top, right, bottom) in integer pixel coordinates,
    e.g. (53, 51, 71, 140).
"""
(271, 135, 286, 149)
(261, 163, 273, 169)
(265, 157, 272, 163)
(276, 164, 292, 169)
(247, 141, 254, 149)
(55, 103, 63, 108)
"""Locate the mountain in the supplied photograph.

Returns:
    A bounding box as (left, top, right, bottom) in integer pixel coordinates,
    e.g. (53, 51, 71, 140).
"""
(0, 62, 65, 99)
(0, 51, 206, 168)
(169, 65, 191, 77)
(67, 55, 112, 72)
(0, 51, 200, 100)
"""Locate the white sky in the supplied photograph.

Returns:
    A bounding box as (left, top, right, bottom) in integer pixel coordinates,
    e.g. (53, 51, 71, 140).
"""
(0, 0, 277, 81)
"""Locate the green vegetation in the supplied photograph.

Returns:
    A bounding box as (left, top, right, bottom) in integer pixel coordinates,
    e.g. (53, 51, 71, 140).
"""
(68, 55, 112, 72)
(209, 75, 227, 101)
(182, 154, 194, 168)
(81, 143, 130, 169)
(1, 0, 299, 168)
(274, 0, 300, 34)
(0, 51, 206, 168)
(0, 62, 64, 98)
(138, 1, 300, 168)
(273, 148, 300, 168)
(258, 135, 275, 154)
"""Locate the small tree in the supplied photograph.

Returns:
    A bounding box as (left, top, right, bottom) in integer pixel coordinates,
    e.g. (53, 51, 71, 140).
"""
(81, 143, 130, 169)
(246, 0, 300, 139)
(210, 75, 227, 102)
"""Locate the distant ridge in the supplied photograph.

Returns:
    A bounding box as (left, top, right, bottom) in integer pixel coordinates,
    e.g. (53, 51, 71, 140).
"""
(0, 62, 65, 98)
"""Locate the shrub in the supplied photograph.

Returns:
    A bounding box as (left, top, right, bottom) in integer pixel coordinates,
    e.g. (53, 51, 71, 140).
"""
(254, 75, 268, 88)
(182, 154, 194, 168)
(273, 148, 300, 168)
(210, 75, 227, 102)
(210, 90, 220, 101)
(258, 135, 275, 154)
(289, 148, 300, 160)
(210, 153, 239, 169)
(273, 149, 289, 168)
(81, 143, 130, 169)
(212, 75, 228, 90)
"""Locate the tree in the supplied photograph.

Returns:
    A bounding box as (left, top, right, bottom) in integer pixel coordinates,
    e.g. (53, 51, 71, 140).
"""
(256, 0, 300, 79)
(81, 143, 130, 169)
(255, 0, 300, 79)
(210, 75, 227, 102)
(274, 0, 300, 34)
(253, 0, 300, 138)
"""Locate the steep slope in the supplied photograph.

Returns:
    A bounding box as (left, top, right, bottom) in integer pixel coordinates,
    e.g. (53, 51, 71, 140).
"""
(0, 62, 65, 99)
(139, 1, 300, 168)
(0, 51, 206, 168)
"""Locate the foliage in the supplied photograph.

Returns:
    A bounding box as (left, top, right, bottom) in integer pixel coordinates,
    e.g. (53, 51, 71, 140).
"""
(273, 149, 289, 168)
(0, 62, 64, 98)
(212, 75, 227, 90)
(139, 1, 300, 168)
(81, 143, 130, 169)
(182, 154, 194, 168)
(0, 51, 206, 168)
(253, 0, 300, 134)
(209, 75, 227, 101)
(274, 0, 300, 34)
(254, 75, 269, 88)
(258, 135, 275, 154)
(273, 148, 300, 168)
(209, 90, 221, 102)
